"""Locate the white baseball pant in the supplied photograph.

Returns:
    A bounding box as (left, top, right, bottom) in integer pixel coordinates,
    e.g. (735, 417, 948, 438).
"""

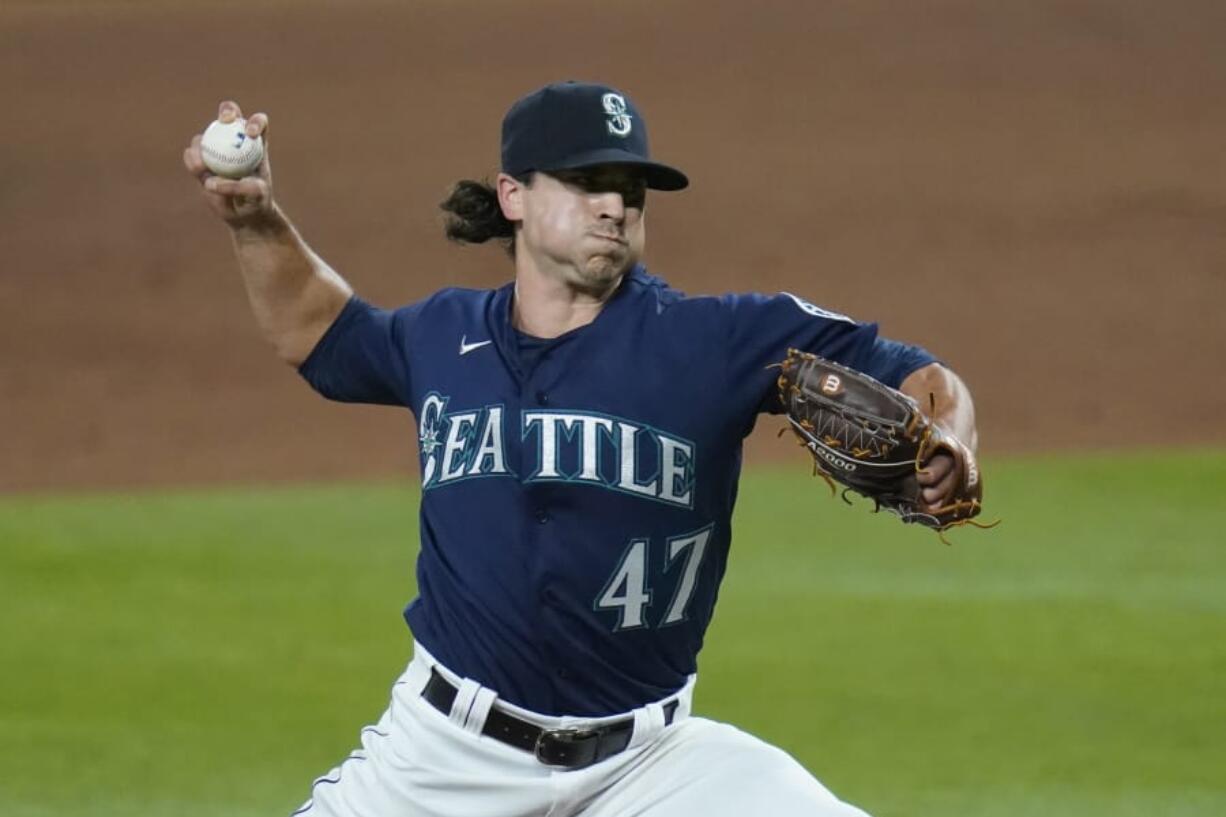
(292, 643, 872, 817)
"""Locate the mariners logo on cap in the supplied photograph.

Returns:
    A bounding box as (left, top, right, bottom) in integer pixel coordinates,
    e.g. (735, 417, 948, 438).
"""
(602, 93, 632, 138)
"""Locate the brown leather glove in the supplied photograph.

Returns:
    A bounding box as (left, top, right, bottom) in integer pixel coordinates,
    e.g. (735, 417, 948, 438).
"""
(776, 349, 986, 532)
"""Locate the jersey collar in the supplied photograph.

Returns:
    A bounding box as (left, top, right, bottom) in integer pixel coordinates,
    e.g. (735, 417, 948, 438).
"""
(487, 264, 651, 383)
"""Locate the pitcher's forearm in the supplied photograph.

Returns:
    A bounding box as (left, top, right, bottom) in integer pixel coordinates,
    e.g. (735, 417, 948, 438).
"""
(183, 103, 351, 366)
(230, 205, 352, 366)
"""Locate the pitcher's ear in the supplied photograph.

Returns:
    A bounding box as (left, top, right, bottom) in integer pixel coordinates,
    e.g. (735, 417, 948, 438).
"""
(497, 172, 528, 221)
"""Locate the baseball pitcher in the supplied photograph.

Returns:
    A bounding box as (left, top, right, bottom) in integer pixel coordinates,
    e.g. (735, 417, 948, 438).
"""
(183, 81, 984, 816)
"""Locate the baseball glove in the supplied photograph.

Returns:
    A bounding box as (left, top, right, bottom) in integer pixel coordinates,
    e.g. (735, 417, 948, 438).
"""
(775, 349, 989, 537)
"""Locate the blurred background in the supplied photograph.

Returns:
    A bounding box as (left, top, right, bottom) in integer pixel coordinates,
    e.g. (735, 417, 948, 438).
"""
(2, 0, 1223, 493)
(1, 2, 1223, 817)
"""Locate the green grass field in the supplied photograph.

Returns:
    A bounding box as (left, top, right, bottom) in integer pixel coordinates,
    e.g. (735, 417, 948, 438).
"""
(2, 451, 1223, 817)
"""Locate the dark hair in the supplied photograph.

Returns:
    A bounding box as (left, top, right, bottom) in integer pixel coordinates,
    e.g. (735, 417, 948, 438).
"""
(440, 176, 529, 257)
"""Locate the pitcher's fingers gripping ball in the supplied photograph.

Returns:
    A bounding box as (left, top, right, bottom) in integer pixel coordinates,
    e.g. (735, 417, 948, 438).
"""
(776, 349, 992, 537)
(184, 103, 273, 226)
(199, 116, 264, 179)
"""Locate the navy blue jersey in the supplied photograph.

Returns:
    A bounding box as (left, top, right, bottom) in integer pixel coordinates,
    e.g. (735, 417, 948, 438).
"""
(299, 266, 935, 716)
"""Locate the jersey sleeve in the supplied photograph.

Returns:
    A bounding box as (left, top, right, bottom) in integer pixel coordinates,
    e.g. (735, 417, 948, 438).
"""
(297, 295, 421, 407)
(721, 291, 938, 419)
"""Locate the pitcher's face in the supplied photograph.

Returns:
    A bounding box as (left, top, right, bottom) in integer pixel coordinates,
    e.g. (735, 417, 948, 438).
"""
(503, 166, 647, 294)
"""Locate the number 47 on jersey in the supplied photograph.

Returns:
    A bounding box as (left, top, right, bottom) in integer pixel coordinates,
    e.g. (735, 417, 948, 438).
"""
(595, 525, 712, 631)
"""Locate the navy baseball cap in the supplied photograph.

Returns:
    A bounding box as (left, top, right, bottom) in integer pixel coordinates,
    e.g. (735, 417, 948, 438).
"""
(501, 81, 689, 191)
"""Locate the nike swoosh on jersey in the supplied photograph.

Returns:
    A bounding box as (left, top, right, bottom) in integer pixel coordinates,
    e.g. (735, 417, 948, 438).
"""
(459, 336, 493, 355)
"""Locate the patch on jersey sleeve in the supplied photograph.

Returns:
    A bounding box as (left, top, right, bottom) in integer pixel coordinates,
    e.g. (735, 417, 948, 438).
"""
(782, 292, 855, 324)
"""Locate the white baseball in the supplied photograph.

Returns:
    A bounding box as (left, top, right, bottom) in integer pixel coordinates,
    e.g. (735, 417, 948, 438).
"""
(199, 118, 265, 179)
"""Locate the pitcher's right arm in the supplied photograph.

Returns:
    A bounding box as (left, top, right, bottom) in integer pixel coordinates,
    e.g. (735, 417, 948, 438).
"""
(183, 100, 351, 366)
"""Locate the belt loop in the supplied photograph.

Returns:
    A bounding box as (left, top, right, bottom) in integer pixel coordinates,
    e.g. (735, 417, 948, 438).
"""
(449, 679, 482, 730)
(463, 686, 498, 736)
(674, 675, 696, 721)
(627, 701, 666, 751)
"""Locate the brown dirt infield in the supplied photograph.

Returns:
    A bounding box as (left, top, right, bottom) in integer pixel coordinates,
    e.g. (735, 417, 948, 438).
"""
(2, 0, 1224, 494)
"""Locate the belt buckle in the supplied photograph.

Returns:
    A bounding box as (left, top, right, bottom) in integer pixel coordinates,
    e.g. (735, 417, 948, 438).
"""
(534, 727, 600, 768)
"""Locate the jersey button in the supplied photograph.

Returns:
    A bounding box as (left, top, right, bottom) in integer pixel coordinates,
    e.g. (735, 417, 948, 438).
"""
(536, 391, 549, 405)
(556, 667, 571, 679)
(535, 508, 550, 524)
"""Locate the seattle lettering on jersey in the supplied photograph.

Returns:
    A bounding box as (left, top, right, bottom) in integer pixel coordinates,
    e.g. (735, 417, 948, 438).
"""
(418, 392, 695, 508)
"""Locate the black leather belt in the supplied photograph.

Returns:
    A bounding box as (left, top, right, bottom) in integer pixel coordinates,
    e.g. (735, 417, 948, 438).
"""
(422, 668, 678, 770)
